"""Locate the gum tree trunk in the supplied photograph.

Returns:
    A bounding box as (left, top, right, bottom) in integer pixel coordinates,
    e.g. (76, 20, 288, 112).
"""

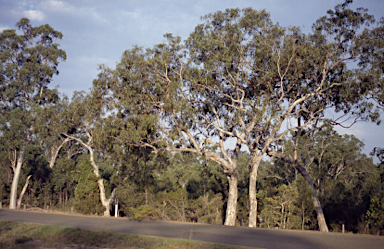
(9, 134, 31, 210)
(224, 172, 238, 226)
(97, 178, 116, 217)
(268, 151, 329, 232)
(17, 175, 31, 209)
(248, 155, 263, 227)
(64, 133, 116, 217)
(297, 166, 328, 232)
(49, 138, 70, 168)
(88, 148, 116, 217)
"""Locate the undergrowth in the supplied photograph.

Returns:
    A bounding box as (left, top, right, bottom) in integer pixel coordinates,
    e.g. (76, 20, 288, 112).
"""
(0, 220, 252, 248)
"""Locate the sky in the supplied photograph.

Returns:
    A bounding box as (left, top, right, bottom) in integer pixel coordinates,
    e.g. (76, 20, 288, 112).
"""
(1, 0, 384, 162)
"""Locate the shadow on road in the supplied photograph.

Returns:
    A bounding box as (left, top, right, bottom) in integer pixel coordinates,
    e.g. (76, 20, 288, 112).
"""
(1, 209, 383, 249)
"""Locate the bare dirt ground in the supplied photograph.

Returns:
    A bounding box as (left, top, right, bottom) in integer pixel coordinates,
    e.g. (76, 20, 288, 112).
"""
(1, 209, 384, 249)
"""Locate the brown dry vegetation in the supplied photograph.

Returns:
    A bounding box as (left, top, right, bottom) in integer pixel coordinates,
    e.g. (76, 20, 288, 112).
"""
(0, 220, 255, 249)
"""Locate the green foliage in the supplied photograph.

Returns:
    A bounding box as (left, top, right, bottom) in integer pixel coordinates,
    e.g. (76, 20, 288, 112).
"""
(264, 125, 380, 232)
(116, 181, 147, 217)
(160, 188, 190, 222)
(0, 18, 66, 135)
(193, 192, 223, 224)
(0, 18, 66, 210)
(0, 3, 383, 234)
(259, 184, 301, 229)
(156, 152, 201, 191)
(0, 180, 6, 203)
(294, 175, 316, 230)
(366, 193, 384, 235)
(130, 205, 158, 221)
(74, 160, 103, 215)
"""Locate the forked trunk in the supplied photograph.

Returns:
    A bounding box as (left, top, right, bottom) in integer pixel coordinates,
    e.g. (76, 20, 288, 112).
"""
(49, 138, 70, 168)
(84, 143, 116, 217)
(224, 173, 238, 226)
(97, 178, 116, 217)
(9, 138, 31, 210)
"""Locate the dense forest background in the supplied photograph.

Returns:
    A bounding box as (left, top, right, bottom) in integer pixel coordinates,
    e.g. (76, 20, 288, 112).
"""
(1, 0, 384, 235)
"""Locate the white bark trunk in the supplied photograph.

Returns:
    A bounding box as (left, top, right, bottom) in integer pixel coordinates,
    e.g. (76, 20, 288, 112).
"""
(97, 178, 116, 217)
(9, 137, 31, 210)
(64, 133, 117, 217)
(49, 138, 70, 168)
(90, 152, 116, 217)
(17, 175, 31, 209)
(248, 155, 262, 227)
(224, 172, 238, 226)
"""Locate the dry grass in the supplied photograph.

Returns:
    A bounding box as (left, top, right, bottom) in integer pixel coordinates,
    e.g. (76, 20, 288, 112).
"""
(0, 220, 255, 249)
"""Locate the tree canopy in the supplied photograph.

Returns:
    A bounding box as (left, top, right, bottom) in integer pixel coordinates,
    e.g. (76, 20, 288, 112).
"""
(1, 1, 384, 235)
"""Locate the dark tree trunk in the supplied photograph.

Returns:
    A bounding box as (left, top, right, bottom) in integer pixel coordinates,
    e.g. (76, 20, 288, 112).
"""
(268, 151, 329, 232)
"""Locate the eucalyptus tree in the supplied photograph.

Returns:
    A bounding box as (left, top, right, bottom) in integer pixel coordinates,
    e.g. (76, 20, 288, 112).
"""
(357, 17, 384, 113)
(359, 18, 384, 163)
(274, 125, 377, 230)
(186, 8, 291, 228)
(263, 1, 381, 231)
(36, 94, 75, 169)
(0, 18, 66, 209)
(59, 89, 120, 216)
(104, 35, 248, 226)
(186, 0, 381, 231)
(96, 1, 380, 229)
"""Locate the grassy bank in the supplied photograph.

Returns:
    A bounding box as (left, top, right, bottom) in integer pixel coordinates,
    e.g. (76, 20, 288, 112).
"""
(0, 220, 254, 249)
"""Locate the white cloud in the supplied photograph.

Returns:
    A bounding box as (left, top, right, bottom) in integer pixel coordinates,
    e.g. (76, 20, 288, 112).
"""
(23, 10, 45, 22)
(120, 10, 140, 20)
(43, 0, 107, 23)
(0, 25, 11, 32)
(44, 0, 75, 14)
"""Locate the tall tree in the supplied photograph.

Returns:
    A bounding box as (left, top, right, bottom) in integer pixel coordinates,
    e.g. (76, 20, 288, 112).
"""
(186, 8, 289, 227)
(0, 18, 66, 209)
(37, 95, 74, 169)
(265, 1, 380, 231)
(88, 1, 382, 229)
(357, 17, 384, 115)
(104, 36, 247, 226)
(59, 90, 118, 216)
(186, 1, 380, 230)
(272, 125, 377, 231)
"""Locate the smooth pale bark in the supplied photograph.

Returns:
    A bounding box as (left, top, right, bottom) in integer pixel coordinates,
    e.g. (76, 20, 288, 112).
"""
(144, 133, 240, 226)
(97, 178, 116, 216)
(248, 155, 263, 227)
(268, 151, 329, 232)
(63, 134, 116, 217)
(88, 147, 116, 217)
(224, 172, 238, 226)
(9, 137, 31, 210)
(49, 138, 70, 168)
(17, 175, 31, 209)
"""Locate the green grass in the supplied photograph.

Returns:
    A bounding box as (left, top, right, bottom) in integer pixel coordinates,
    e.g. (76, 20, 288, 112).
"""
(0, 220, 254, 248)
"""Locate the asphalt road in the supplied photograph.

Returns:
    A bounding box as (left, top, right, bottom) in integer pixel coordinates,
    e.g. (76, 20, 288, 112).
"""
(1, 209, 384, 249)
